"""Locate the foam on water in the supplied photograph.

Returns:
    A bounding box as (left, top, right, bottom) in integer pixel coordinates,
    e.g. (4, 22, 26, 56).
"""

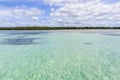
(0, 30, 120, 80)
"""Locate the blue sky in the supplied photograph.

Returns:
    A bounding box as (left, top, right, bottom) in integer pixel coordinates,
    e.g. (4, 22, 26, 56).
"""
(0, 0, 120, 27)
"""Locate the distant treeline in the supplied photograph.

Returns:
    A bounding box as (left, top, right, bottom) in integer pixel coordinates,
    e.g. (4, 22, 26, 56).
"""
(0, 27, 120, 30)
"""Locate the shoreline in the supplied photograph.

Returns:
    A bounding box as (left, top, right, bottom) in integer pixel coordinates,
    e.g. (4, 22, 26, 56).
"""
(0, 27, 120, 30)
(0, 29, 120, 31)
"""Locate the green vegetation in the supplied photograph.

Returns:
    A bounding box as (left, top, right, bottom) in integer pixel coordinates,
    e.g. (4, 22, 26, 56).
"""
(0, 26, 120, 30)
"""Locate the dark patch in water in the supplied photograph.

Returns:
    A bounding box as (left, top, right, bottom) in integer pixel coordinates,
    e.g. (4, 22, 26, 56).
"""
(7, 31, 49, 35)
(17, 36, 26, 38)
(83, 42, 92, 45)
(102, 34, 120, 36)
(0, 31, 50, 37)
(0, 38, 41, 45)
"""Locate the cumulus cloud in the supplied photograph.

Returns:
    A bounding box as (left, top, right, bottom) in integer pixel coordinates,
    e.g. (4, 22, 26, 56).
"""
(0, 6, 44, 27)
(13, 6, 44, 16)
(44, 0, 120, 27)
(44, 0, 101, 6)
(0, 0, 120, 27)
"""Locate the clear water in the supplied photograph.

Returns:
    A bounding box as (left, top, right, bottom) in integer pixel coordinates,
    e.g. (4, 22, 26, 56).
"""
(0, 30, 120, 80)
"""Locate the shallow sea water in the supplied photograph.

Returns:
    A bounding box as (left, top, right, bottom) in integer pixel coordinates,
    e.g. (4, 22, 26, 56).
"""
(0, 30, 120, 80)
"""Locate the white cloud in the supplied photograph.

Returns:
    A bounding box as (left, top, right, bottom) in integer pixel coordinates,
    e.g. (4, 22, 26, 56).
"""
(13, 6, 44, 17)
(44, 0, 101, 6)
(0, 0, 120, 27)
(0, 6, 44, 27)
(31, 16, 39, 20)
(45, 0, 120, 27)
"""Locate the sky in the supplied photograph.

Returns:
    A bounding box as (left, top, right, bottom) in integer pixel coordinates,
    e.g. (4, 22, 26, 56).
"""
(0, 0, 120, 27)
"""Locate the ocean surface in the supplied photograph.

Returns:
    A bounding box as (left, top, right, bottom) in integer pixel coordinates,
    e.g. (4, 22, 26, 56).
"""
(0, 30, 120, 80)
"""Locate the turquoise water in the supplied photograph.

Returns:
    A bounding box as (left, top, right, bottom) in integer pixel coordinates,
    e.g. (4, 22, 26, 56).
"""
(0, 30, 120, 80)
